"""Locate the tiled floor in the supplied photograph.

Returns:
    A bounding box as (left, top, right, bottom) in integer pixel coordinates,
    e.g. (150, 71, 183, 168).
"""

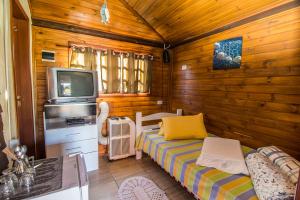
(88, 155, 196, 200)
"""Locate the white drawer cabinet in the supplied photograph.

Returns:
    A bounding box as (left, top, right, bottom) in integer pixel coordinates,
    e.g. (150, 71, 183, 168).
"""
(46, 138, 98, 157)
(44, 102, 99, 172)
(45, 125, 97, 145)
(44, 118, 99, 172)
(64, 139, 98, 155)
(46, 144, 98, 172)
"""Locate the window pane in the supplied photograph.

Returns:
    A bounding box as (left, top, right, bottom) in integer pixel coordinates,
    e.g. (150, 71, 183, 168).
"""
(96, 51, 108, 93)
(123, 58, 128, 68)
(101, 56, 107, 66)
(102, 68, 107, 80)
(118, 57, 121, 67)
(96, 52, 101, 92)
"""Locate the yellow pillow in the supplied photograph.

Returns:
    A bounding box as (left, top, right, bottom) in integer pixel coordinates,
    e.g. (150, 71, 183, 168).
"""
(163, 113, 208, 140)
(158, 122, 164, 136)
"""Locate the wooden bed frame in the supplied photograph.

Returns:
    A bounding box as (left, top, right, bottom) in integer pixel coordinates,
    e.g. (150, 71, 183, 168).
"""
(296, 173, 300, 200)
(135, 109, 182, 159)
(135, 110, 300, 199)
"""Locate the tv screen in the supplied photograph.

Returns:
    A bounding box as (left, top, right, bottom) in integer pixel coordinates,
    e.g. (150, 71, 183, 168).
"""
(57, 71, 94, 97)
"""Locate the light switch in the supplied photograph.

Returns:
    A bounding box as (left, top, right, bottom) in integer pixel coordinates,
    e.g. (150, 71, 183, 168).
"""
(181, 64, 188, 70)
(157, 100, 163, 105)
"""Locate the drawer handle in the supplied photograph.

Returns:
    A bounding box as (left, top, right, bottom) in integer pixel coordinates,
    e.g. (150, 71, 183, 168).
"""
(68, 151, 82, 157)
(65, 147, 81, 151)
(66, 133, 80, 137)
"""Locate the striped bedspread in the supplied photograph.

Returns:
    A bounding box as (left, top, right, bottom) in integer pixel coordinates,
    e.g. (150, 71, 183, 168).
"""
(136, 132, 258, 200)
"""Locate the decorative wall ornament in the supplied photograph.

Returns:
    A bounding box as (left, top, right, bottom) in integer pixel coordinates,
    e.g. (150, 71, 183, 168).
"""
(100, 0, 110, 24)
(213, 37, 243, 70)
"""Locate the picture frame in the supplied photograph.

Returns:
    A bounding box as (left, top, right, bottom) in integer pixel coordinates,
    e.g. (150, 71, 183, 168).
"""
(213, 37, 243, 70)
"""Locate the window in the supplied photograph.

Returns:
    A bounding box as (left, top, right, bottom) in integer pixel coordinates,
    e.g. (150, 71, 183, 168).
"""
(96, 50, 108, 93)
(70, 46, 153, 95)
(121, 54, 129, 93)
(135, 55, 148, 93)
(115, 52, 130, 93)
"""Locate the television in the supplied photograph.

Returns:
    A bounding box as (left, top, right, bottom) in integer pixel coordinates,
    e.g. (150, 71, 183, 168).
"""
(47, 67, 98, 103)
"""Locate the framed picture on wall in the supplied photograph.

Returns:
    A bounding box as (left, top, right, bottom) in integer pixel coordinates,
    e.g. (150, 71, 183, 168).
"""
(213, 37, 243, 70)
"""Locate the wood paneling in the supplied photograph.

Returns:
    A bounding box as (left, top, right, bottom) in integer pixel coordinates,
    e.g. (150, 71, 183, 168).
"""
(126, 0, 293, 43)
(30, 0, 295, 45)
(32, 26, 169, 158)
(30, 0, 162, 42)
(32, 19, 163, 47)
(171, 7, 300, 159)
(174, 1, 300, 47)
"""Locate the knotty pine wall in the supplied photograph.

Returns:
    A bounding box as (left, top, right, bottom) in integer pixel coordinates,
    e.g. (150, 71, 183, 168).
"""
(30, 0, 162, 42)
(32, 26, 170, 158)
(171, 7, 300, 159)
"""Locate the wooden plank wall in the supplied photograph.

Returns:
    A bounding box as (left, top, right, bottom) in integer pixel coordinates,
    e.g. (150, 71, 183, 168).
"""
(171, 7, 300, 159)
(32, 26, 169, 158)
(126, 0, 292, 43)
(30, 0, 162, 42)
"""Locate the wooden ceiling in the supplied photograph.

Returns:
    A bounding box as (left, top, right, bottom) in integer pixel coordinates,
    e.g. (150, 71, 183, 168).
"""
(126, 0, 293, 44)
(30, 0, 163, 42)
(31, 0, 294, 45)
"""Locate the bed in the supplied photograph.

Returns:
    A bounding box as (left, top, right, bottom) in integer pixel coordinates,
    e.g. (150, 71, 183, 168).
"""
(135, 110, 258, 200)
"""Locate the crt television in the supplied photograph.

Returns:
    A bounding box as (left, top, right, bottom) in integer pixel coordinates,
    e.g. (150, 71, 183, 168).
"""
(47, 67, 98, 103)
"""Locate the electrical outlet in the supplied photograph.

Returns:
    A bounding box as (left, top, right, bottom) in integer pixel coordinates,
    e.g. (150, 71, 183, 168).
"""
(157, 100, 163, 105)
(181, 64, 188, 70)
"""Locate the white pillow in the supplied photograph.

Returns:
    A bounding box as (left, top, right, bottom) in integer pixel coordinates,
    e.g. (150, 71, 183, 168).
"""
(196, 137, 249, 175)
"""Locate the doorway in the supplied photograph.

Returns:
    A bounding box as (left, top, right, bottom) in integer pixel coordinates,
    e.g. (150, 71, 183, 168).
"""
(11, 0, 35, 156)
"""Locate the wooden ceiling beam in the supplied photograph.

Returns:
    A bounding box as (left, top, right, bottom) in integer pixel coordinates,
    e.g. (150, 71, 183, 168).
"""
(118, 0, 168, 45)
(32, 18, 164, 48)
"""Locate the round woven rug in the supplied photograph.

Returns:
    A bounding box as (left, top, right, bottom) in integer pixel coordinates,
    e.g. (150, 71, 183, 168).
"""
(118, 176, 169, 200)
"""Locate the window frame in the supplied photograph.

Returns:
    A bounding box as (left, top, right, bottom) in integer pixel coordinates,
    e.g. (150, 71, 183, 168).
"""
(68, 42, 153, 97)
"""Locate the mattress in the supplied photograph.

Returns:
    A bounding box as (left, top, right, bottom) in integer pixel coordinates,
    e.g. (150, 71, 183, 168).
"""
(136, 132, 258, 200)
